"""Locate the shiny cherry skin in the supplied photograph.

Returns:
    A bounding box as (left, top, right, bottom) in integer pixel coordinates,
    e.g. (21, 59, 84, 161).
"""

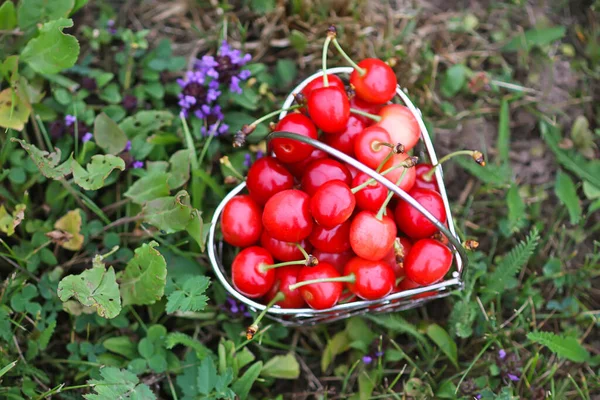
(323, 114, 366, 157)
(354, 126, 393, 169)
(344, 257, 396, 300)
(263, 189, 314, 242)
(286, 148, 328, 179)
(296, 262, 343, 310)
(382, 237, 413, 277)
(301, 158, 352, 196)
(381, 153, 417, 192)
(312, 249, 355, 274)
(301, 74, 345, 99)
(260, 230, 312, 262)
(375, 104, 420, 152)
(309, 219, 352, 253)
(394, 188, 446, 239)
(310, 180, 356, 228)
(413, 163, 439, 191)
(221, 195, 262, 248)
(307, 86, 350, 134)
(272, 113, 318, 163)
(350, 58, 397, 104)
(349, 211, 397, 261)
(231, 246, 275, 298)
(404, 238, 452, 285)
(351, 172, 388, 213)
(246, 157, 294, 205)
(350, 95, 384, 125)
(263, 266, 306, 308)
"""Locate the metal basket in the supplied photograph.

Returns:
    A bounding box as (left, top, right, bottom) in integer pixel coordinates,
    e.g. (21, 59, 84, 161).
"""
(208, 67, 468, 326)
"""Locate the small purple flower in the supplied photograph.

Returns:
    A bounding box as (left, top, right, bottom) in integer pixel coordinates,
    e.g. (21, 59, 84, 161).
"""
(374, 350, 384, 358)
(476, 395, 482, 399)
(124, 141, 132, 152)
(498, 349, 506, 360)
(193, 40, 252, 94)
(132, 161, 144, 169)
(81, 132, 93, 143)
(106, 19, 116, 34)
(362, 355, 373, 364)
(223, 297, 251, 318)
(243, 153, 252, 168)
(178, 73, 221, 120)
(507, 373, 519, 382)
(200, 105, 228, 137)
(65, 115, 76, 127)
(256, 150, 264, 160)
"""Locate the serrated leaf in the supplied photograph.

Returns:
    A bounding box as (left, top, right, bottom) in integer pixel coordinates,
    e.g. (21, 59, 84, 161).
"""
(231, 361, 262, 400)
(261, 353, 299, 379)
(84, 366, 156, 400)
(124, 172, 171, 205)
(103, 336, 139, 360)
(38, 320, 56, 350)
(506, 184, 526, 233)
(321, 331, 350, 372)
(72, 155, 125, 190)
(426, 324, 458, 367)
(21, 18, 80, 74)
(119, 110, 174, 138)
(165, 332, 209, 359)
(143, 190, 193, 234)
(94, 113, 129, 155)
(0, 1, 17, 30)
(527, 331, 589, 362)
(448, 299, 477, 338)
(54, 209, 84, 251)
(0, 88, 31, 131)
(554, 170, 582, 225)
(57, 262, 122, 319)
(503, 26, 566, 52)
(168, 149, 191, 189)
(11, 138, 72, 178)
(119, 241, 167, 306)
(17, 0, 73, 29)
(166, 276, 210, 314)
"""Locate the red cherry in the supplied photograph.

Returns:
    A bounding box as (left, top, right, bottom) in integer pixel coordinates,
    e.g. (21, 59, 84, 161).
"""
(354, 126, 393, 169)
(351, 172, 388, 213)
(310, 180, 356, 228)
(344, 257, 395, 300)
(404, 238, 452, 285)
(307, 86, 350, 134)
(375, 105, 420, 152)
(296, 263, 343, 309)
(301, 158, 352, 196)
(381, 153, 417, 192)
(246, 157, 294, 206)
(382, 237, 413, 278)
(394, 188, 446, 239)
(221, 195, 262, 248)
(395, 277, 436, 299)
(301, 74, 345, 100)
(263, 190, 314, 242)
(231, 246, 275, 298)
(309, 220, 351, 253)
(286, 148, 328, 179)
(263, 266, 306, 308)
(260, 230, 312, 262)
(323, 114, 366, 157)
(345, 163, 360, 179)
(312, 249, 355, 274)
(349, 211, 396, 261)
(413, 163, 439, 192)
(272, 113, 318, 163)
(350, 58, 397, 104)
(349, 95, 384, 125)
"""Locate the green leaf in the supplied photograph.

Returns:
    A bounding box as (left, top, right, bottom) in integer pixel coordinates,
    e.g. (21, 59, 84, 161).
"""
(17, 0, 73, 29)
(165, 332, 210, 359)
(0, 1, 17, 30)
(289, 30, 308, 53)
(94, 113, 129, 155)
(365, 315, 432, 353)
(426, 324, 458, 367)
(143, 190, 194, 234)
(185, 209, 206, 252)
(10, 285, 41, 316)
(124, 172, 171, 205)
(261, 353, 300, 379)
(119, 241, 167, 306)
(503, 26, 566, 52)
(0, 88, 30, 131)
(21, 18, 80, 74)
(119, 110, 174, 138)
(0, 204, 25, 236)
(554, 170, 582, 225)
(448, 299, 477, 338)
(275, 59, 298, 87)
(527, 331, 590, 362)
(99, 83, 122, 104)
(436, 380, 458, 399)
(506, 184, 526, 233)
(250, 0, 275, 14)
(455, 156, 511, 186)
(103, 336, 139, 360)
(321, 331, 351, 372)
(197, 357, 218, 395)
(168, 149, 191, 189)
(497, 98, 510, 164)
(72, 0, 89, 13)
(38, 320, 56, 350)
(54, 209, 84, 251)
(231, 361, 263, 400)
(72, 155, 125, 190)
(11, 138, 72, 178)
(166, 275, 210, 314)
(84, 366, 156, 400)
(440, 64, 468, 97)
(0, 308, 12, 341)
(57, 258, 122, 319)
(358, 370, 376, 400)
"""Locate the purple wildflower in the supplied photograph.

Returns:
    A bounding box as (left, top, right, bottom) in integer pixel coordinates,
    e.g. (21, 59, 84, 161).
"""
(177, 71, 222, 120)
(362, 355, 373, 364)
(498, 349, 506, 360)
(194, 40, 252, 94)
(132, 161, 144, 169)
(507, 373, 520, 382)
(65, 115, 76, 127)
(106, 19, 116, 34)
(200, 105, 229, 136)
(81, 132, 93, 143)
(374, 350, 384, 358)
(243, 153, 252, 168)
(476, 395, 482, 399)
(256, 150, 264, 160)
(222, 297, 251, 318)
(124, 141, 132, 152)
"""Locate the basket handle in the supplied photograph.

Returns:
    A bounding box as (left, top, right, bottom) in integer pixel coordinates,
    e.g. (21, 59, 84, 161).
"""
(266, 130, 469, 273)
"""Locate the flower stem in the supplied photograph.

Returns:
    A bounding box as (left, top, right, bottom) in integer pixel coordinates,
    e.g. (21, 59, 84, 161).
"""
(288, 274, 356, 291)
(322, 35, 332, 87)
(423, 150, 485, 180)
(246, 291, 285, 340)
(375, 168, 408, 220)
(332, 38, 366, 76)
(350, 108, 381, 122)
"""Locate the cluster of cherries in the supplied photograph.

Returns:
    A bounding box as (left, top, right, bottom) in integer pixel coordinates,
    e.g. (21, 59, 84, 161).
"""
(221, 27, 484, 322)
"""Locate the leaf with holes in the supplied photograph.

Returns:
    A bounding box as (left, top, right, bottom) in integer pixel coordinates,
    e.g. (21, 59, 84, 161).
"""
(166, 275, 210, 314)
(11, 138, 72, 178)
(119, 110, 174, 138)
(143, 190, 194, 234)
(119, 241, 167, 306)
(72, 155, 125, 190)
(84, 366, 156, 400)
(21, 18, 80, 74)
(527, 331, 589, 362)
(94, 113, 129, 155)
(0, 204, 25, 236)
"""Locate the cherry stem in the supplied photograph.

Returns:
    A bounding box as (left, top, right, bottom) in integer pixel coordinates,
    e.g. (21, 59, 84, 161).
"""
(321, 35, 332, 87)
(262, 259, 308, 271)
(246, 291, 285, 340)
(288, 273, 356, 291)
(375, 168, 408, 220)
(349, 108, 381, 122)
(376, 151, 394, 173)
(331, 38, 366, 76)
(423, 150, 485, 180)
(251, 105, 302, 129)
(295, 243, 310, 261)
(350, 158, 415, 194)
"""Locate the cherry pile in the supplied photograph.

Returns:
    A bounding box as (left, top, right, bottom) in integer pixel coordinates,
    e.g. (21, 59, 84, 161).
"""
(221, 27, 484, 313)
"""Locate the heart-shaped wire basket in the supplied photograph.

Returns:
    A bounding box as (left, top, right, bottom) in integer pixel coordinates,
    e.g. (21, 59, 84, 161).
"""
(208, 67, 468, 326)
